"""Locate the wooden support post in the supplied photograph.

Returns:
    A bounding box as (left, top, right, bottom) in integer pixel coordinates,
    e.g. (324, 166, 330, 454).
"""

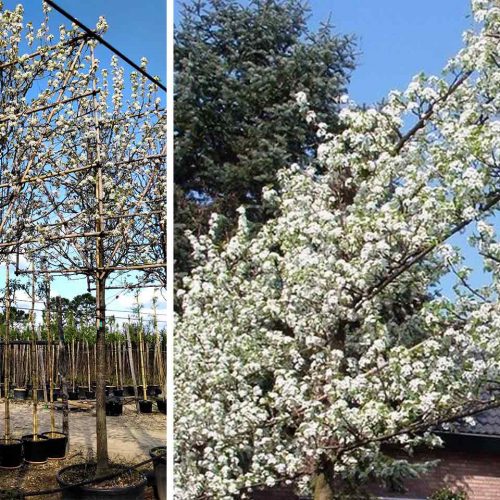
(30, 262, 39, 440)
(57, 297, 69, 446)
(4, 263, 11, 440)
(125, 322, 139, 413)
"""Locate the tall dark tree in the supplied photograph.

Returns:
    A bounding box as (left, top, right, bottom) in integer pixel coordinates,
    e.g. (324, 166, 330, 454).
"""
(0, 306, 28, 325)
(175, 0, 356, 277)
(69, 293, 96, 326)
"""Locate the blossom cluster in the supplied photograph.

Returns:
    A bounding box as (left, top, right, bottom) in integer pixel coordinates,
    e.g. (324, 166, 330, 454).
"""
(175, 3, 499, 498)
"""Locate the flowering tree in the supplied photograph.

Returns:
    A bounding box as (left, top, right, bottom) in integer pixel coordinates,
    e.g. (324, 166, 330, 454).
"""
(23, 45, 166, 473)
(0, 1, 166, 476)
(0, 1, 103, 446)
(175, 2, 499, 498)
(0, 2, 98, 255)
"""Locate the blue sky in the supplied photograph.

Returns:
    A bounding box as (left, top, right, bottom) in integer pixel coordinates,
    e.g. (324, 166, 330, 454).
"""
(1, 0, 166, 323)
(304, 0, 472, 106)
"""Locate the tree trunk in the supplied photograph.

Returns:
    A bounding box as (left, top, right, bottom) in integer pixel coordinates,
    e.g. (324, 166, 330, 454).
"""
(95, 275, 108, 475)
(30, 263, 39, 440)
(313, 473, 335, 500)
(313, 457, 336, 500)
(57, 297, 69, 447)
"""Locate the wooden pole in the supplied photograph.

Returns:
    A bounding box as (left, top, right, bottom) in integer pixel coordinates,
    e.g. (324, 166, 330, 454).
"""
(86, 340, 91, 391)
(125, 322, 139, 413)
(136, 293, 147, 401)
(4, 263, 11, 440)
(57, 297, 69, 444)
(153, 293, 165, 394)
(44, 268, 56, 434)
(37, 326, 48, 402)
(117, 339, 123, 390)
(30, 262, 39, 440)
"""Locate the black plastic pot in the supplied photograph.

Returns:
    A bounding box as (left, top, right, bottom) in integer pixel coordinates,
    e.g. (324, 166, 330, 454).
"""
(56, 464, 147, 499)
(149, 446, 166, 500)
(156, 399, 166, 415)
(22, 434, 49, 464)
(85, 390, 95, 400)
(146, 385, 160, 397)
(13, 388, 27, 400)
(29, 388, 44, 401)
(69, 391, 79, 400)
(138, 400, 152, 414)
(41, 432, 67, 460)
(124, 385, 135, 396)
(106, 400, 123, 417)
(113, 389, 124, 398)
(0, 438, 23, 469)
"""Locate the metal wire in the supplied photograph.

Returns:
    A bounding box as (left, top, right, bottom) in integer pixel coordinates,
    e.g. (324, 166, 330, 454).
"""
(43, 0, 166, 92)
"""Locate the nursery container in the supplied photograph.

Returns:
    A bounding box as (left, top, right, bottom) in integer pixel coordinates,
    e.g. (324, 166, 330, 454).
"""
(85, 390, 95, 400)
(138, 400, 153, 414)
(41, 431, 67, 460)
(22, 434, 49, 464)
(156, 399, 166, 415)
(57, 463, 147, 499)
(29, 388, 44, 401)
(68, 391, 79, 400)
(0, 438, 23, 469)
(13, 388, 27, 400)
(105, 400, 123, 417)
(149, 446, 166, 500)
(147, 385, 160, 397)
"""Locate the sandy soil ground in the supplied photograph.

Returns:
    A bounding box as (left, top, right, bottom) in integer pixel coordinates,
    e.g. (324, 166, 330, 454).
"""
(0, 398, 166, 460)
(0, 398, 166, 498)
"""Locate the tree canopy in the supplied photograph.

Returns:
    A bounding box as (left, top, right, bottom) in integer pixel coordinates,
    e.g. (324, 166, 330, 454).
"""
(175, 1, 500, 498)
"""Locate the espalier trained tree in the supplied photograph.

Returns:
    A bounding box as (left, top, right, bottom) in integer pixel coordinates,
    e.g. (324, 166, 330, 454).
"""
(0, 1, 103, 451)
(25, 44, 166, 474)
(0, 0, 165, 477)
(0, 2, 97, 254)
(176, 2, 499, 498)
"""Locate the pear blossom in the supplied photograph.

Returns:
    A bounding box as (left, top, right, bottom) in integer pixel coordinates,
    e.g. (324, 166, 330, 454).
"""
(176, 3, 500, 498)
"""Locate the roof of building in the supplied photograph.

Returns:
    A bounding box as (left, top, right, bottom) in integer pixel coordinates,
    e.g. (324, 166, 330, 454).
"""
(442, 405, 500, 437)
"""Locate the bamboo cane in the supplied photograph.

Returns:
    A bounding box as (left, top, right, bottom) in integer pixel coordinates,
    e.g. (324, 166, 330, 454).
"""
(117, 339, 123, 390)
(125, 322, 139, 412)
(4, 263, 11, 440)
(30, 262, 39, 440)
(135, 294, 147, 401)
(86, 339, 91, 390)
(72, 338, 76, 392)
(37, 326, 48, 403)
(44, 271, 55, 434)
